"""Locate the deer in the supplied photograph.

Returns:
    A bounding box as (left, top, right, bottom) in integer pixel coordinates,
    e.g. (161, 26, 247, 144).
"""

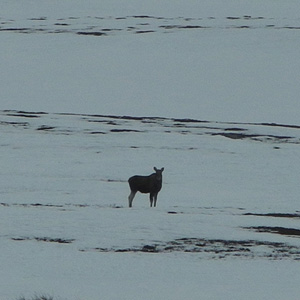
(128, 167, 164, 208)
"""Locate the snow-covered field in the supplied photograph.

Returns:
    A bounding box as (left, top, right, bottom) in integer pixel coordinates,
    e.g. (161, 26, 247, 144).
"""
(1, 1, 300, 299)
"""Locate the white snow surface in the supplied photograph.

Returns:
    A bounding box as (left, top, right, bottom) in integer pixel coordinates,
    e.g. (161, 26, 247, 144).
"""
(1, 1, 300, 299)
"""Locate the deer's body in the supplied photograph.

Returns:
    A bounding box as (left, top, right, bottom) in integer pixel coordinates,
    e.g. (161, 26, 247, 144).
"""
(128, 167, 164, 207)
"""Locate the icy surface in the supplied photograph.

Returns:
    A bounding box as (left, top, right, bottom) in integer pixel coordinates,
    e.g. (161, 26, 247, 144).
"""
(1, 0, 300, 299)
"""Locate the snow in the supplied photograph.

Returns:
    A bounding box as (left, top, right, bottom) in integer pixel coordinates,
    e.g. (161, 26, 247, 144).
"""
(1, 1, 300, 299)
(2, 1, 300, 124)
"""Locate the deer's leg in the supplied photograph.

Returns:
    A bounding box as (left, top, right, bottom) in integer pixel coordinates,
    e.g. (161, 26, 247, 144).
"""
(128, 191, 136, 208)
(154, 194, 158, 207)
(149, 193, 154, 207)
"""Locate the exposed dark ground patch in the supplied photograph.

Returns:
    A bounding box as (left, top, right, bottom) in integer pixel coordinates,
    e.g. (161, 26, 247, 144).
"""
(77, 31, 107, 36)
(82, 237, 300, 260)
(135, 30, 155, 34)
(1, 203, 64, 208)
(16, 295, 54, 300)
(100, 178, 127, 183)
(3, 198, 300, 260)
(89, 131, 106, 134)
(110, 129, 143, 133)
(223, 127, 247, 131)
(1, 15, 300, 37)
(37, 125, 56, 131)
(0, 202, 124, 210)
(210, 132, 294, 143)
(5, 113, 40, 118)
(2, 110, 47, 116)
(1, 110, 300, 145)
(246, 226, 300, 237)
(0, 120, 29, 128)
(12, 237, 75, 244)
(244, 212, 300, 219)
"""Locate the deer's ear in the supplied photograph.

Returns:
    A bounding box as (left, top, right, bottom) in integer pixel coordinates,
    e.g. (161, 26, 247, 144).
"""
(161, 167, 164, 172)
(154, 167, 157, 171)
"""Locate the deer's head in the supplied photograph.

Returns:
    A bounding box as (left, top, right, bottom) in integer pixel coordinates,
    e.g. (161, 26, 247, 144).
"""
(154, 167, 164, 181)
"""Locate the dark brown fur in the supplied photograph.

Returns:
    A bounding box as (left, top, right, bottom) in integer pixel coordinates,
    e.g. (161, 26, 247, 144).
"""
(128, 167, 164, 207)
